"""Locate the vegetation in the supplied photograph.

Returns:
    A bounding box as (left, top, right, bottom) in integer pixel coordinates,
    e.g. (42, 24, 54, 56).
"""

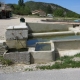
(18, 0, 24, 6)
(9, 0, 32, 15)
(54, 8, 65, 17)
(8, 1, 80, 18)
(46, 5, 53, 14)
(0, 56, 14, 66)
(25, 68, 33, 71)
(37, 54, 80, 70)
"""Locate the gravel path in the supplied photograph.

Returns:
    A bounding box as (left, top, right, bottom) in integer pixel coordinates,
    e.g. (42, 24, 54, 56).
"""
(0, 62, 55, 73)
(0, 68, 80, 80)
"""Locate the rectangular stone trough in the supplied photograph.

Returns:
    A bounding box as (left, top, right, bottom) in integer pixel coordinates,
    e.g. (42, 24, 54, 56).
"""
(29, 41, 55, 64)
(53, 39, 80, 58)
(3, 50, 30, 64)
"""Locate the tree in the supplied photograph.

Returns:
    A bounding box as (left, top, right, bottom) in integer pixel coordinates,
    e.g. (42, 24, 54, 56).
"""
(79, 15, 80, 18)
(54, 8, 64, 17)
(46, 5, 53, 14)
(66, 11, 80, 18)
(18, 0, 24, 6)
(23, 6, 31, 15)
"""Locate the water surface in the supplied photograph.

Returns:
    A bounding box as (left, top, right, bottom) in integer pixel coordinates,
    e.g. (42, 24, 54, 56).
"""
(27, 35, 80, 47)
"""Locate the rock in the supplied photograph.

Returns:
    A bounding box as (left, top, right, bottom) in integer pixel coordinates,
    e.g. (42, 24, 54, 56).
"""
(72, 57, 80, 61)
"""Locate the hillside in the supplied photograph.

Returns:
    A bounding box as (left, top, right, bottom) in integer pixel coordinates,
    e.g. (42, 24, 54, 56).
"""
(8, 1, 80, 17)
(25, 1, 68, 12)
(25, 1, 80, 17)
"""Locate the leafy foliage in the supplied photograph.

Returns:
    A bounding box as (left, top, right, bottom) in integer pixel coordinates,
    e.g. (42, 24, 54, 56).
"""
(54, 8, 64, 17)
(46, 5, 53, 14)
(18, 0, 24, 6)
(8, 1, 80, 17)
(10, 1, 32, 15)
(66, 11, 80, 18)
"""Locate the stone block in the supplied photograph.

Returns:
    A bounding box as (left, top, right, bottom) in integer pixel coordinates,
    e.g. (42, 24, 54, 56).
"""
(6, 40, 27, 49)
(30, 41, 55, 64)
(6, 22, 28, 40)
(6, 29, 28, 40)
(3, 51, 30, 64)
(30, 51, 55, 64)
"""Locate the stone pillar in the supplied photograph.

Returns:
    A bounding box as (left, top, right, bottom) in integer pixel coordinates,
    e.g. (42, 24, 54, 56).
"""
(5, 18, 28, 49)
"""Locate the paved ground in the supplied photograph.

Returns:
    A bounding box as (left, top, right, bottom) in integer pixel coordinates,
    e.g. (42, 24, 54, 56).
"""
(0, 68, 80, 80)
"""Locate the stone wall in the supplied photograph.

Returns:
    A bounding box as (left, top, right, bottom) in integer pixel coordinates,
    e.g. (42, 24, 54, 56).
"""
(54, 40, 80, 50)
(53, 40, 80, 57)
(3, 51, 30, 64)
(6, 40, 27, 49)
(27, 23, 70, 33)
(0, 40, 6, 55)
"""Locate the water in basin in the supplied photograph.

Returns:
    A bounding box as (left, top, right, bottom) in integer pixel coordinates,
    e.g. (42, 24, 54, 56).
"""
(35, 43, 51, 51)
(27, 35, 80, 47)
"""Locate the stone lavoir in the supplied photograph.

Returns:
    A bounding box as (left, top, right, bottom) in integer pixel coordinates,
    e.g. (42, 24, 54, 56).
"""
(2, 18, 80, 64)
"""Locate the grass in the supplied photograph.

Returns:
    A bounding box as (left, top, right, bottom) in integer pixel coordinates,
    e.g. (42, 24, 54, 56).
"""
(37, 54, 80, 70)
(0, 56, 14, 66)
(25, 68, 33, 71)
(74, 53, 80, 57)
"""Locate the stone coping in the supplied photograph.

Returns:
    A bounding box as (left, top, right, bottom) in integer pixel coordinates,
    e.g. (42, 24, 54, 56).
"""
(52, 38, 80, 42)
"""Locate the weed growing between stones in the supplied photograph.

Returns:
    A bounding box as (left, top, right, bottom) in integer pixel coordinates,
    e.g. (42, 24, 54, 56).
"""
(0, 56, 14, 66)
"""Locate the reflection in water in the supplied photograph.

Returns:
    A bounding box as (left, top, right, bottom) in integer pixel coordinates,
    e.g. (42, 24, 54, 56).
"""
(35, 43, 51, 51)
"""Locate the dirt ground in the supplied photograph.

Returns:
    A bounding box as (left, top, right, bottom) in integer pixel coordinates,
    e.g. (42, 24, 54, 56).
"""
(0, 17, 51, 40)
(0, 17, 80, 40)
